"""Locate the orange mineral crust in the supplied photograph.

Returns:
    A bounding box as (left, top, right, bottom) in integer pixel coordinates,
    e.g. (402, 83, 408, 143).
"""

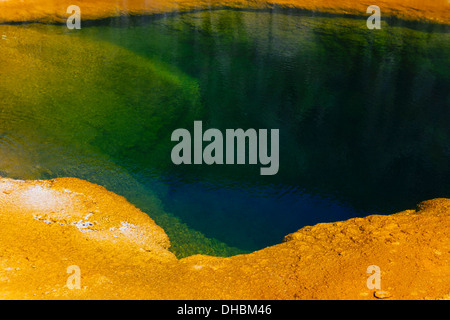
(0, 177, 448, 299)
(0, 0, 449, 24)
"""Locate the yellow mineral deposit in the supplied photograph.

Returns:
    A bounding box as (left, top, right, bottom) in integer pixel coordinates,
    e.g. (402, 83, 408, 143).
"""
(0, 177, 449, 299)
(0, 0, 449, 24)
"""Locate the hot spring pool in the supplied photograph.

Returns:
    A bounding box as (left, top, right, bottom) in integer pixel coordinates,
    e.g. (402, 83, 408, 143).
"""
(0, 9, 449, 257)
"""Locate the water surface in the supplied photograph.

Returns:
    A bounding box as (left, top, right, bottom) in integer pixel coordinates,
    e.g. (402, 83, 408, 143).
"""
(1, 10, 449, 256)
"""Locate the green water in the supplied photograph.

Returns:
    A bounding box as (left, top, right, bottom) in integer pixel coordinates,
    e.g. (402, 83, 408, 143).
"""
(0, 10, 449, 257)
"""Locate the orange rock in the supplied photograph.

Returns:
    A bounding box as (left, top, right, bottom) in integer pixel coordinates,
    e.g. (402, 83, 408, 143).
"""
(0, 0, 449, 24)
(0, 177, 449, 299)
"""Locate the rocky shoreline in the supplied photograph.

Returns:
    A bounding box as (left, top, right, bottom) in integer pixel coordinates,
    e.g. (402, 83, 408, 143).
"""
(0, 0, 449, 25)
(0, 177, 448, 299)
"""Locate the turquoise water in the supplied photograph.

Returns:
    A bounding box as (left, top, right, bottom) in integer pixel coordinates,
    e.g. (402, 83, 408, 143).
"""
(1, 10, 449, 256)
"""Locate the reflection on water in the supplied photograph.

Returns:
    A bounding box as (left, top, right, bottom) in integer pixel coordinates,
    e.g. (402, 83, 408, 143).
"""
(0, 10, 449, 255)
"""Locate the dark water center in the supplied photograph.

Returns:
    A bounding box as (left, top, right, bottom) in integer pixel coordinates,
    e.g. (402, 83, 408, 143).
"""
(1, 10, 449, 257)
